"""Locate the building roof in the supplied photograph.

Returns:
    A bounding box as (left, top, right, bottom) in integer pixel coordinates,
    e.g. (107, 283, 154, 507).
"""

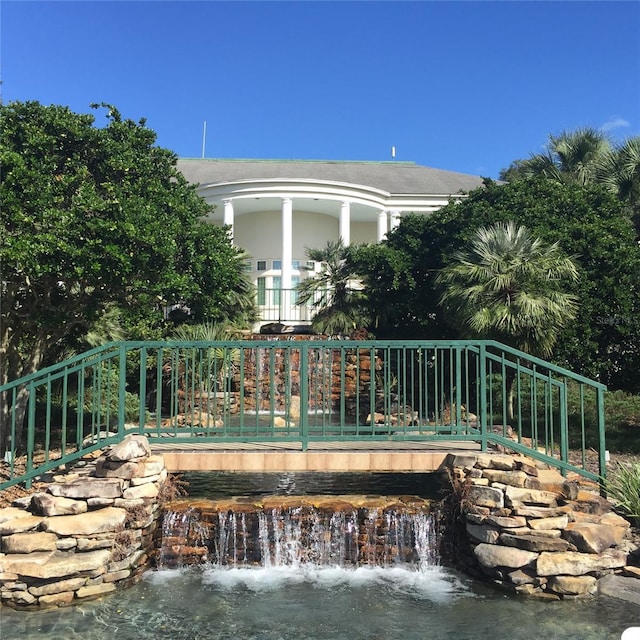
(176, 158, 487, 195)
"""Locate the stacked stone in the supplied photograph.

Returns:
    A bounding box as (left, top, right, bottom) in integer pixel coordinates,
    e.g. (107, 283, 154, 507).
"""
(447, 452, 633, 599)
(0, 435, 166, 609)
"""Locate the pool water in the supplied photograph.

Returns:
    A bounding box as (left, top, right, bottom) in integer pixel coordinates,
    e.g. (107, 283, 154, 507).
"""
(2, 564, 638, 640)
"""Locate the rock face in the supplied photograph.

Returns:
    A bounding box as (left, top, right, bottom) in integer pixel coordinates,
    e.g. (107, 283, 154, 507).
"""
(444, 452, 635, 599)
(0, 436, 166, 610)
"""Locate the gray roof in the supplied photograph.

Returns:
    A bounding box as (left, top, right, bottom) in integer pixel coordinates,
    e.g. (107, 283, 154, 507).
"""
(176, 158, 486, 195)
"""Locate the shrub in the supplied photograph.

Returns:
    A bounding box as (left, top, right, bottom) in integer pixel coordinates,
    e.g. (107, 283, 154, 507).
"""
(604, 462, 640, 526)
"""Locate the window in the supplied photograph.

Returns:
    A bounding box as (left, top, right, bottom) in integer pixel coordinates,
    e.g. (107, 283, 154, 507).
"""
(257, 277, 266, 305)
(272, 260, 282, 270)
(243, 261, 253, 272)
(291, 260, 300, 270)
(291, 275, 300, 304)
(305, 260, 316, 270)
(256, 260, 267, 271)
(272, 276, 281, 305)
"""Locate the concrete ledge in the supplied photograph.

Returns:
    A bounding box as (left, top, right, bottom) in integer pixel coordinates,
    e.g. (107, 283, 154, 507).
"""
(161, 450, 451, 473)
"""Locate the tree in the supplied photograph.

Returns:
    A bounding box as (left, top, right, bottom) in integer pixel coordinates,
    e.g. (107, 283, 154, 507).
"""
(500, 127, 612, 185)
(351, 178, 640, 392)
(501, 127, 640, 232)
(597, 136, 640, 225)
(0, 101, 251, 452)
(437, 221, 579, 356)
(296, 240, 369, 336)
(437, 221, 579, 420)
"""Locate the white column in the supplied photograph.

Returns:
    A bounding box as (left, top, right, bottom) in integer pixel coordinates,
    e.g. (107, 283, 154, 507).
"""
(339, 200, 351, 246)
(377, 209, 388, 241)
(281, 197, 293, 290)
(390, 209, 401, 231)
(223, 199, 235, 243)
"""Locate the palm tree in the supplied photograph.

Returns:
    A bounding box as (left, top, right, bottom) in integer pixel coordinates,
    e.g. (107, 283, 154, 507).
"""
(437, 221, 579, 355)
(296, 240, 369, 337)
(597, 136, 640, 216)
(437, 222, 579, 419)
(501, 127, 612, 186)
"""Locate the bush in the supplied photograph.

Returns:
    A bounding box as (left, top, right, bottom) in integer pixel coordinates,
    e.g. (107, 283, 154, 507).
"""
(604, 462, 640, 526)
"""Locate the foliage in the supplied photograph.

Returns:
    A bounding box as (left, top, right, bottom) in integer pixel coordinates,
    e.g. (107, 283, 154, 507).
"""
(604, 462, 640, 526)
(351, 178, 640, 393)
(437, 221, 579, 357)
(71, 363, 146, 426)
(500, 127, 640, 234)
(296, 240, 370, 336)
(169, 322, 242, 392)
(499, 127, 612, 186)
(0, 100, 250, 451)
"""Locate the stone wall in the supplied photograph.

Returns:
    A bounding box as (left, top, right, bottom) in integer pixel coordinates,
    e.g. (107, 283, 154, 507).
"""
(443, 452, 638, 599)
(0, 435, 166, 609)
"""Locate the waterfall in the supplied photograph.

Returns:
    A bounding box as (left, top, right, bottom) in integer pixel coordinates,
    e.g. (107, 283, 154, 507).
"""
(157, 497, 439, 570)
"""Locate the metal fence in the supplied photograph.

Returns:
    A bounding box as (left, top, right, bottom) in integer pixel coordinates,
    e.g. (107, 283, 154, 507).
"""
(0, 339, 607, 489)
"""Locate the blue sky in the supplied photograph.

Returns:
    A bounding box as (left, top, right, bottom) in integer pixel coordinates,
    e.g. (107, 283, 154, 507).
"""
(2, 1, 639, 179)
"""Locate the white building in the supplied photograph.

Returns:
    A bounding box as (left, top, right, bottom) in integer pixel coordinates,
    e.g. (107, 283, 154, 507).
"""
(177, 158, 486, 328)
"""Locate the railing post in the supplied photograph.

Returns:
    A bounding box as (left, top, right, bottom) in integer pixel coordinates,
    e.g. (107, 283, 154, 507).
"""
(597, 386, 607, 482)
(559, 379, 568, 476)
(455, 346, 462, 432)
(138, 346, 147, 435)
(118, 343, 127, 439)
(478, 343, 488, 451)
(300, 343, 309, 451)
(25, 381, 36, 489)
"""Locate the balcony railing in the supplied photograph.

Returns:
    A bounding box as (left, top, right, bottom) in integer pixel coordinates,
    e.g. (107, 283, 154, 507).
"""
(256, 288, 326, 324)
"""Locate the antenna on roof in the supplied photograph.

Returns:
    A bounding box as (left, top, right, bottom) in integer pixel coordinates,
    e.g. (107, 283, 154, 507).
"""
(201, 121, 207, 158)
(391, 146, 396, 160)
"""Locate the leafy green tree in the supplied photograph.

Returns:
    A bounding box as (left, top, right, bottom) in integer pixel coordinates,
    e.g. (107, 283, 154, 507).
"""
(351, 178, 640, 392)
(296, 240, 369, 336)
(437, 221, 579, 356)
(0, 100, 250, 451)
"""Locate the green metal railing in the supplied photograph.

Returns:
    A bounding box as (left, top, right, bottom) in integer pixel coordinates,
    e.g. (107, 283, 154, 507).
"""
(0, 339, 607, 490)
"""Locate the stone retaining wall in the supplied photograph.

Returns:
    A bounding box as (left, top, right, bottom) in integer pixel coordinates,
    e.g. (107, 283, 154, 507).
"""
(0, 435, 166, 609)
(2, 441, 638, 608)
(443, 452, 639, 598)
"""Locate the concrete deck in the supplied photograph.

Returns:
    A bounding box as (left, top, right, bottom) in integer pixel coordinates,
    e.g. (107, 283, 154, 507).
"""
(151, 441, 482, 473)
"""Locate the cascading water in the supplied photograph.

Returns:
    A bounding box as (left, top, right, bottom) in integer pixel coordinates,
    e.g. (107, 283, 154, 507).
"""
(156, 496, 439, 571)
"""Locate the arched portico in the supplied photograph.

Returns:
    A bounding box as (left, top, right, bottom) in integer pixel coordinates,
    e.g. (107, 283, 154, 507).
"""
(177, 159, 486, 328)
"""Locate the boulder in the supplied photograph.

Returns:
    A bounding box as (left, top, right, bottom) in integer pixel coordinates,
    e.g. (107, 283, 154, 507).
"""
(0, 549, 112, 580)
(528, 514, 569, 531)
(537, 549, 627, 576)
(107, 434, 151, 462)
(48, 478, 125, 499)
(95, 455, 165, 480)
(28, 577, 87, 597)
(32, 493, 88, 516)
(563, 522, 628, 554)
(474, 543, 538, 570)
(466, 523, 501, 544)
(41, 507, 126, 536)
(598, 574, 640, 606)
(504, 486, 559, 507)
(499, 532, 570, 553)
(547, 575, 597, 596)
(482, 469, 528, 487)
(0, 515, 43, 535)
(123, 482, 159, 500)
(1, 532, 59, 554)
(467, 485, 504, 509)
(76, 582, 117, 599)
